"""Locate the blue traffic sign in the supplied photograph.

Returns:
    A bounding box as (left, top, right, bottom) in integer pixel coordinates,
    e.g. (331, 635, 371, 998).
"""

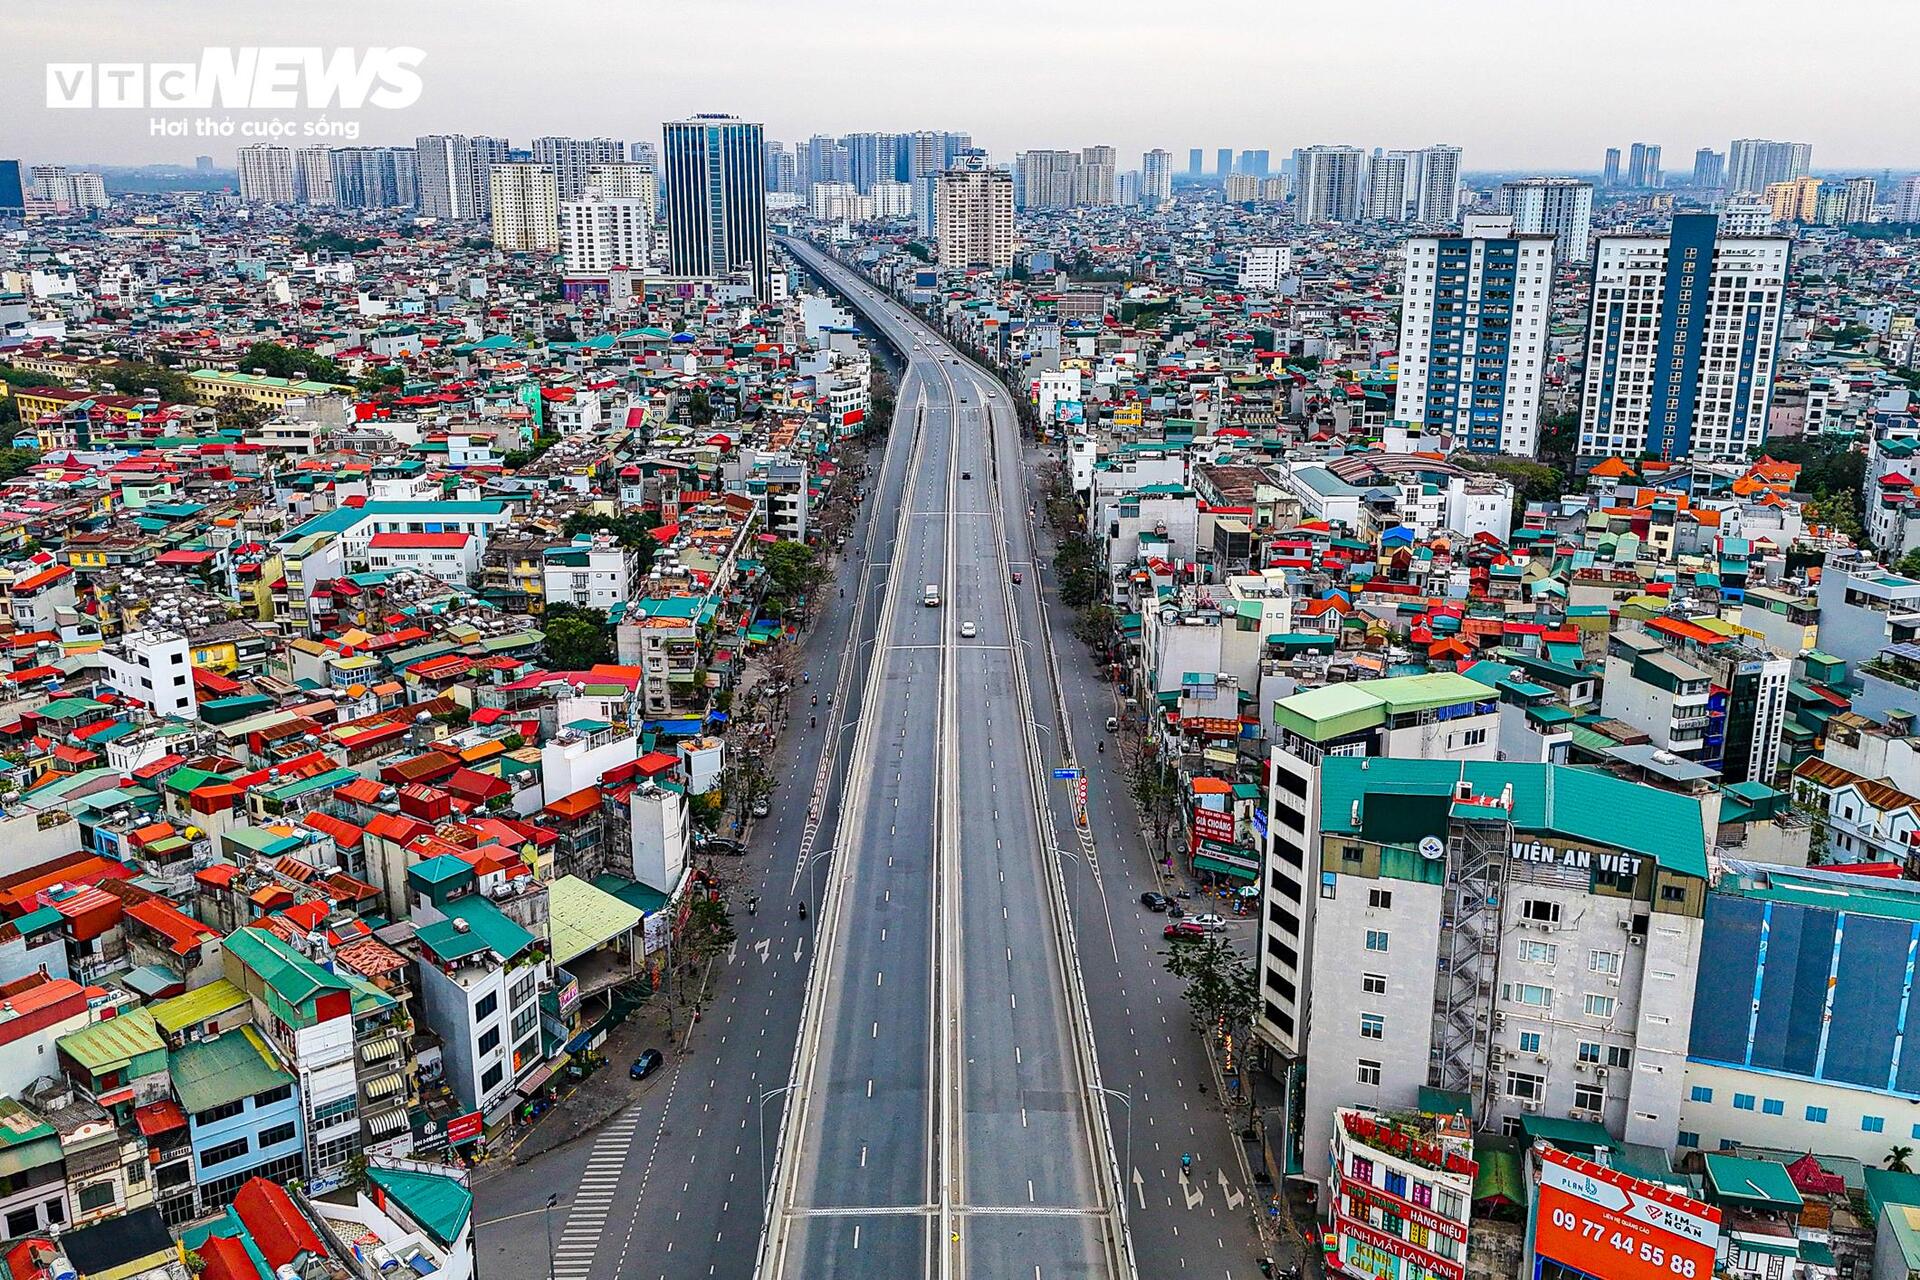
(1052, 768, 1081, 781)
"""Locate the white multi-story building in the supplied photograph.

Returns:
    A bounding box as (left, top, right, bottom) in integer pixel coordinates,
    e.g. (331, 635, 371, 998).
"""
(1576, 213, 1789, 462)
(869, 181, 913, 218)
(585, 163, 656, 208)
(531, 135, 624, 199)
(1415, 144, 1462, 225)
(1726, 139, 1812, 195)
(1234, 244, 1292, 290)
(1325, 1108, 1476, 1280)
(1365, 151, 1410, 221)
(293, 147, 334, 206)
(1896, 176, 1920, 224)
(1073, 145, 1117, 207)
(1394, 215, 1555, 455)
(1260, 674, 1501, 1067)
(489, 163, 560, 254)
(541, 535, 638, 610)
(1140, 149, 1174, 205)
(101, 630, 196, 720)
(1014, 149, 1075, 211)
(236, 145, 296, 205)
(559, 196, 649, 274)
(1495, 176, 1593, 262)
(1294, 757, 1707, 1181)
(1718, 199, 1775, 236)
(1292, 145, 1366, 223)
(936, 152, 1013, 270)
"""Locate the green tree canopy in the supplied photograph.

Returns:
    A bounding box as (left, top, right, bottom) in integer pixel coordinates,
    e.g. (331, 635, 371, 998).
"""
(540, 603, 614, 670)
(239, 341, 345, 384)
(762, 539, 823, 601)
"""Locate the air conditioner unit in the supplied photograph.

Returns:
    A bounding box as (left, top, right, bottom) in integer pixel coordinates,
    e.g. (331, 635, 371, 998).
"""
(1536, 1054, 1549, 1064)
(1523, 1100, 1542, 1114)
(1595, 1067, 1610, 1081)
(1629, 934, 1645, 947)
(1574, 1061, 1588, 1072)
(1568, 1108, 1588, 1120)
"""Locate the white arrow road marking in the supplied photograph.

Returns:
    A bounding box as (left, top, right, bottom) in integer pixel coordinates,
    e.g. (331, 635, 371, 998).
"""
(726, 940, 737, 965)
(756, 938, 771, 964)
(1218, 1168, 1244, 1210)
(793, 935, 805, 964)
(1180, 1168, 1204, 1210)
(1132, 1167, 1146, 1209)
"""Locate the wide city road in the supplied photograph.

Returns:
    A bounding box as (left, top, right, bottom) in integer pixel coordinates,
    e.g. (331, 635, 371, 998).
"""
(760, 238, 1132, 1280)
(471, 248, 919, 1280)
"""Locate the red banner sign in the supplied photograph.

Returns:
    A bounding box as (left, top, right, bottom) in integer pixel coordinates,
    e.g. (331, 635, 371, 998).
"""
(1534, 1148, 1719, 1280)
(1191, 807, 1236, 844)
(446, 1111, 484, 1146)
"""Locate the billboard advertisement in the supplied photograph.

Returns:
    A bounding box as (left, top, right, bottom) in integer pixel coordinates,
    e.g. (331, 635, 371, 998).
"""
(1533, 1149, 1720, 1280)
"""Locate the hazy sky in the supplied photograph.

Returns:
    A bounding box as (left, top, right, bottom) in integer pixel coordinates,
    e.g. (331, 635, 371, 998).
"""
(6, 0, 1917, 172)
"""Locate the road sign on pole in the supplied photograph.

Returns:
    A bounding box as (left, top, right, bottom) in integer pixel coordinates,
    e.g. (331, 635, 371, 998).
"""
(1052, 767, 1080, 781)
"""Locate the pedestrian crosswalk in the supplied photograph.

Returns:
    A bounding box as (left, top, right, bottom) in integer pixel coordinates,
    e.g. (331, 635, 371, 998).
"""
(551, 1107, 641, 1280)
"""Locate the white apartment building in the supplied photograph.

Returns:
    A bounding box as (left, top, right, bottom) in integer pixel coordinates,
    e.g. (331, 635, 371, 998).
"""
(531, 135, 624, 199)
(1365, 152, 1410, 221)
(1260, 674, 1501, 1064)
(414, 901, 548, 1118)
(1718, 200, 1775, 236)
(489, 163, 560, 253)
(559, 196, 650, 274)
(101, 630, 196, 720)
(1292, 145, 1366, 223)
(541, 535, 638, 610)
(584, 163, 656, 207)
(1576, 214, 1789, 462)
(1394, 215, 1555, 455)
(1296, 758, 1706, 1182)
(936, 153, 1014, 270)
(1496, 176, 1593, 262)
(1726, 139, 1812, 196)
(294, 147, 335, 206)
(1140, 149, 1174, 205)
(1234, 244, 1293, 291)
(1896, 176, 1920, 224)
(869, 181, 912, 218)
(1600, 633, 1714, 759)
(236, 145, 296, 205)
(1415, 144, 1462, 225)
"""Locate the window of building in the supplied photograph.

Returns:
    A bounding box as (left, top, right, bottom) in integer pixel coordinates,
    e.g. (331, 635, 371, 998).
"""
(1364, 931, 1389, 953)
(1507, 1072, 1543, 1101)
(1356, 1058, 1382, 1088)
(1806, 1107, 1828, 1124)
(1577, 1041, 1601, 1064)
(260, 1121, 298, 1148)
(194, 1100, 244, 1127)
(76, 1182, 116, 1213)
(1384, 1170, 1408, 1199)
(1589, 950, 1622, 976)
(474, 991, 499, 1021)
(1521, 899, 1561, 926)
(3, 1209, 34, 1238)
(1517, 940, 1557, 965)
(1677, 1131, 1699, 1149)
(1690, 1085, 1714, 1103)
(1733, 1094, 1755, 1111)
(1584, 994, 1616, 1020)
(1574, 1083, 1604, 1112)
(481, 1062, 504, 1094)
(1505, 983, 1552, 1008)
(253, 1084, 292, 1108)
(1368, 888, 1392, 910)
(1359, 1013, 1384, 1040)
(1362, 973, 1387, 996)
(200, 1138, 249, 1169)
(1518, 1032, 1542, 1054)
(1607, 1046, 1633, 1069)
(478, 1026, 501, 1056)
(1864, 1115, 1886, 1134)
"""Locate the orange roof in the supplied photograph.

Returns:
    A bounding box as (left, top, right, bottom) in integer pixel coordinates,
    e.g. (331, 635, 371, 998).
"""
(544, 786, 602, 819)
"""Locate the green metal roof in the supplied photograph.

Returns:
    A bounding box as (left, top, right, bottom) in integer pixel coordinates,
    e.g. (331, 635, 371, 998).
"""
(420, 895, 537, 965)
(224, 926, 350, 1022)
(169, 1026, 291, 1115)
(1319, 757, 1709, 879)
(548, 875, 646, 965)
(367, 1165, 472, 1248)
(1273, 672, 1495, 742)
(1704, 1154, 1805, 1210)
(57, 1007, 166, 1074)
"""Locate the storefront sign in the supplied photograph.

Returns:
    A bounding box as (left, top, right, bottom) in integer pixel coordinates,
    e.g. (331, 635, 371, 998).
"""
(1534, 1148, 1719, 1280)
(1192, 807, 1236, 844)
(446, 1110, 484, 1147)
(1509, 837, 1643, 880)
(1340, 1112, 1477, 1178)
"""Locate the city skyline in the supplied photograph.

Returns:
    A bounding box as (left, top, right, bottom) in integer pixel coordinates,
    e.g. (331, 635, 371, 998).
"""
(7, 0, 1920, 170)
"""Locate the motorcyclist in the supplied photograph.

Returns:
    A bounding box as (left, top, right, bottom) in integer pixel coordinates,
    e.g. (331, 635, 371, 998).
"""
(810, 715, 817, 729)
(1097, 739, 1104, 753)
(811, 694, 818, 707)
(798, 900, 808, 919)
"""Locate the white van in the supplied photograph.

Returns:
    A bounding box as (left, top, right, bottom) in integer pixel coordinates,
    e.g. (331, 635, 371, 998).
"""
(924, 584, 941, 607)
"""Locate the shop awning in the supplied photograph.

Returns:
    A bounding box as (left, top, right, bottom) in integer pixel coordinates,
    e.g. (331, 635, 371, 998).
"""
(360, 1036, 400, 1063)
(368, 1107, 410, 1137)
(517, 1053, 571, 1096)
(363, 1072, 405, 1099)
(1193, 854, 1258, 882)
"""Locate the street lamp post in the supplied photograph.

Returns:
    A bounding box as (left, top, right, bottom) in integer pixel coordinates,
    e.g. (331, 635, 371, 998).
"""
(757, 1083, 796, 1207)
(806, 847, 836, 921)
(542, 1193, 558, 1280)
(1091, 1086, 1133, 1211)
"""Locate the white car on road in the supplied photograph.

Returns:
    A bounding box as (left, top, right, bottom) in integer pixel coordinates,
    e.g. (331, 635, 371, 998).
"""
(1190, 913, 1227, 932)
(960, 621, 977, 638)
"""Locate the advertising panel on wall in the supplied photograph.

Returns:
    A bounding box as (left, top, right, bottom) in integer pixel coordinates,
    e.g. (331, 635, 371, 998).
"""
(1532, 1148, 1720, 1280)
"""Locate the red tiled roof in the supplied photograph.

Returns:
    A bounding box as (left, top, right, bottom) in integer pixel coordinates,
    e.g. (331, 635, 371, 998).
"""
(232, 1177, 326, 1271)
